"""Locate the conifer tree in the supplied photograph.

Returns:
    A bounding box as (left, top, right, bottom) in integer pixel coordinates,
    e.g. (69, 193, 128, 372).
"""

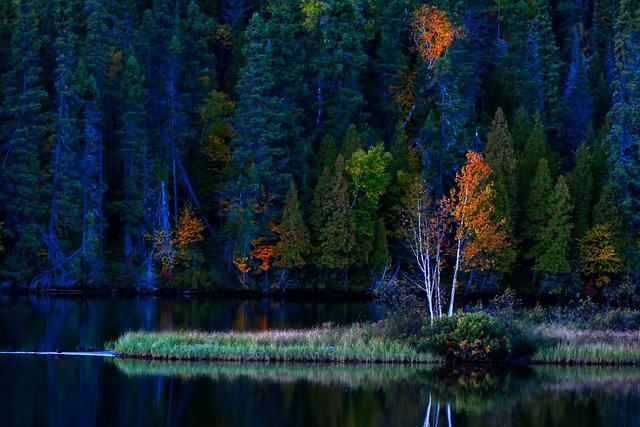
(0, 1, 50, 283)
(567, 143, 594, 241)
(114, 52, 147, 268)
(510, 107, 531, 153)
(561, 31, 594, 154)
(226, 13, 290, 265)
(310, 155, 355, 270)
(486, 108, 517, 234)
(608, 0, 640, 230)
(518, 114, 553, 209)
(373, 0, 408, 136)
(528, 0, 562, 133)
(524, 159, 553, 260)
(43, 0, 85, 284)
(535, 176, 573, 275)
(340, 124, 364, 161)
(311, 0, 367, 138)
(274, 181, 310, 269)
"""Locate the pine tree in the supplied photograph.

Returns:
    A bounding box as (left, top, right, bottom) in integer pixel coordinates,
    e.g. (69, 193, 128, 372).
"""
(510, 107, 532, 153)
(265, 0, 309, 187)
(608, 0, 640, 230)
(180, 1, 216, 116)
(485, 108, 517, 234)
(310, 155, 355, 270)
(311, 0, 367, 139)
(0, 1, 50, 283)
(518, 114, 553, 209)
(524, 158, 553, 260)
(114, 52, 147, 268)
(43, 0, 85, 285)
(528, 0, 562, 133)
(567, 143, 594, 241)
(274, 181, 310, 269)
(373, 0, 408, 136)
(535, 176, 573, 274)
(226, 13, 289, 263)
(340, 124, 364, 161)
(561, 30, 594, 154)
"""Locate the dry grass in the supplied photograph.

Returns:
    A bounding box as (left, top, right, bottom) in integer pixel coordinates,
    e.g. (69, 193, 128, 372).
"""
(534, 325, 640, 365)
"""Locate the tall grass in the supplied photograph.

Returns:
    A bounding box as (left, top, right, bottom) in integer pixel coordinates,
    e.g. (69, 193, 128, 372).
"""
(107, 324, 438, 364)
(534, 325, 640, 365)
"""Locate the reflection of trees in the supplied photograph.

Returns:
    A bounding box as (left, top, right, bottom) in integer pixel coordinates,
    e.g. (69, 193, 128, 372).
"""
(423, 394, 453, 427)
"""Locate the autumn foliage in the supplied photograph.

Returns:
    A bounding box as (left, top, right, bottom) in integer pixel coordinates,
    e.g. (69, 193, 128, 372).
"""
(411, 5, 457, 66)
(450, 151, 510, 272)
(580, 224, 623, 286)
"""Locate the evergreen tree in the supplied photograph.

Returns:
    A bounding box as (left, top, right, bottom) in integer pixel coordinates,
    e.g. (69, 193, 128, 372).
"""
(528, 0, 562, 133)
(340, 124, 364, 160)
(274, 181, 310, 269)
(567, 143, 594, 241)
(43, 0, 85, 285)
(311, 0, 367, 139)
(524, 158, 553, 260)
(535, 176, 573, 275)
(608, 0, 640, 230)
(310, 155, 355, 270)
(510, 107, 532, 153)
(518, 114, 553, 209)
(113, 52, 147, 269)
(485, 108, 517, 234)
(265, 0, 309, 187)
(561, 30, 594, 154)
(373, 0, 408, 136)
(226, 13, 289, 263)
(0, 1, 50, 283)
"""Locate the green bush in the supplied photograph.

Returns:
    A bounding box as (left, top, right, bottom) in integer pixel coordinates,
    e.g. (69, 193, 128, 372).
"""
(420, 312, 535, 363)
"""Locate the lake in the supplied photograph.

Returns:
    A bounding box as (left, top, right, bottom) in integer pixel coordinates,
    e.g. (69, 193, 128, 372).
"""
(1, 295, 639, 427)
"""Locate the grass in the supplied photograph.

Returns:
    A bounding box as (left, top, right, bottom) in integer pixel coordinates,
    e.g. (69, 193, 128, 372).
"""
(107, 324, 438, 364)
(533, 325, 640, 365)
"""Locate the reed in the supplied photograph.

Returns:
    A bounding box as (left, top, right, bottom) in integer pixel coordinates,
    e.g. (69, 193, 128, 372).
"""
(107, 324, 438, 364)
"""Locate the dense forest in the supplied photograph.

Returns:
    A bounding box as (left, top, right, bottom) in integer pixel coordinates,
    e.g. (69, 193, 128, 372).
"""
(0, 0, 638, 298)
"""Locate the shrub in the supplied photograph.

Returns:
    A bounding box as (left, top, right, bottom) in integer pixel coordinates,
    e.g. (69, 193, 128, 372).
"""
(591, 309, 640, 331)
(420, 312, 535, 363)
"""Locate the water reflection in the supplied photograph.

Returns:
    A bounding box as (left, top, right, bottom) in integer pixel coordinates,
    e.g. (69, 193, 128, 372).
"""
(2, 355, 640, 426)
(0, 295, 381, 351)
(2, 297, 640, 426)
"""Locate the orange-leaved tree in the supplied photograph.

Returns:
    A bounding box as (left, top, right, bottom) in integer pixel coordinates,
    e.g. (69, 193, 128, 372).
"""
(176, 205, 205, 258)
(411, 5, 457, 67)
(448, 151, 510, 316)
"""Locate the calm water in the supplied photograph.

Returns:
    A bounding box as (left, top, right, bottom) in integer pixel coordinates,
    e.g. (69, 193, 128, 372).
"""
(1, 296, 639, 427)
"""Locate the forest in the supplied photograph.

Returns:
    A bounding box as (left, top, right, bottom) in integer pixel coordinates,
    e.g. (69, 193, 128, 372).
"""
(0, 0, 638, 302)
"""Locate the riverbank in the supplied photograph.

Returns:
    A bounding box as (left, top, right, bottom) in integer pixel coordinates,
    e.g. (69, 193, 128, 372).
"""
(107, 325, 437, 364)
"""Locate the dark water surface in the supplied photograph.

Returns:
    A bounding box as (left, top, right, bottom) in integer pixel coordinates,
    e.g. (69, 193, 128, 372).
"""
(1, 296, 639, 427)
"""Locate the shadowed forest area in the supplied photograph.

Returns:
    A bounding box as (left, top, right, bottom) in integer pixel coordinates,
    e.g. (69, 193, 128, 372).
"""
(0, 0, 639, 304)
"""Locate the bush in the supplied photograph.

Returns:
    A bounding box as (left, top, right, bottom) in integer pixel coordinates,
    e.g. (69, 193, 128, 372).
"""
(420, 312, 535, 363)
(591, 309, 640, 331)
